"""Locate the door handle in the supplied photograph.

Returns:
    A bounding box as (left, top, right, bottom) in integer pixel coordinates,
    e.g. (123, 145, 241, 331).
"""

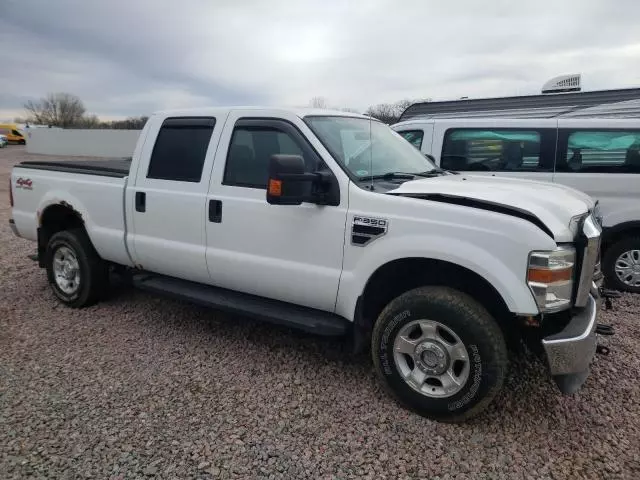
(209, 199, 222, 223)
(135, 191, 146, 212)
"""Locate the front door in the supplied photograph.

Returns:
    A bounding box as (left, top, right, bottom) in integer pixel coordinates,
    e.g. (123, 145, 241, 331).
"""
(204, 111, 348, 312)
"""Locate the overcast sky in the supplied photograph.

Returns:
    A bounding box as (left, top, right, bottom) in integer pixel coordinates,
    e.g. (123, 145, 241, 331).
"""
(2, 0, 640, 121)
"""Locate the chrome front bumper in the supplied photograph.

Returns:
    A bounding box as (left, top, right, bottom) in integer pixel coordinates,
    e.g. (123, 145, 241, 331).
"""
(542, 294, 598, 394)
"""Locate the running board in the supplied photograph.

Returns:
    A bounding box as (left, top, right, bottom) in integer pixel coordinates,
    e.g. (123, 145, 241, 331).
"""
(132, 273, 349, 336)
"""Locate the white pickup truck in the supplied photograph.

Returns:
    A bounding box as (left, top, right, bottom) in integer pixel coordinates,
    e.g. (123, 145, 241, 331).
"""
(10, 107, 604, 422)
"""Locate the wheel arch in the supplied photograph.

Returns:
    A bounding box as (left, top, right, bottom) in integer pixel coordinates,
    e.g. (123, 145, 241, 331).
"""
(355, 257, 522, 348)
(602, 221, 640, 253)
(37, 202, 87, 267)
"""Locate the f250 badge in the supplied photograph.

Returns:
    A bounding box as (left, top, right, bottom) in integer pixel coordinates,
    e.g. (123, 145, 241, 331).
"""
(15, 177, 33, 190)
(351, 216, 388, 246)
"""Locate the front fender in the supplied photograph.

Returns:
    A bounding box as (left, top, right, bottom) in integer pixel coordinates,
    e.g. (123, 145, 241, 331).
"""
(335, 234, 542, 321)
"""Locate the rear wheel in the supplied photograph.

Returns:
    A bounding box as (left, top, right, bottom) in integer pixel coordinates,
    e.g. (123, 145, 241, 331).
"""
(603, 237, 640, 293)
(45, 229, 108, 307)
(372, 286, 508, 423)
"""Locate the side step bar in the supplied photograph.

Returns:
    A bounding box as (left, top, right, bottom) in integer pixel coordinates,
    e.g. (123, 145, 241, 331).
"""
(132, 273, 350, 336)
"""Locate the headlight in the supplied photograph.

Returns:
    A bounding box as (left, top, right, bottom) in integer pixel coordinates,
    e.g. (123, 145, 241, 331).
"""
(527, 246, 576, 313)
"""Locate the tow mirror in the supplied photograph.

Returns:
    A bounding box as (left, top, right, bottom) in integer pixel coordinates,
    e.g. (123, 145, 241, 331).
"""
(266, 154, 317, 205)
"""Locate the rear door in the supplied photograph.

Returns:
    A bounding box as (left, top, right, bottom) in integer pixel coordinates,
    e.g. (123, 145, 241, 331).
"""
(129, 114, 225, 283)
(433, 120, 556, 182)
(553, 120, 640, 228)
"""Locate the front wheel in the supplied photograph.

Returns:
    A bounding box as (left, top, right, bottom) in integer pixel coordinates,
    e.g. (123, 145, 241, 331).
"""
(372, 286, 508, 423)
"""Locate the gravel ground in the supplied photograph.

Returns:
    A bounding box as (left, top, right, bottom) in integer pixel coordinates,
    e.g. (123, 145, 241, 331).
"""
(1, 146, 639, 479)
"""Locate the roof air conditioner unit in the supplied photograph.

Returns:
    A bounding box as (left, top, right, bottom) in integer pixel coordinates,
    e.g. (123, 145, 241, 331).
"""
(541, 74, 581, 94)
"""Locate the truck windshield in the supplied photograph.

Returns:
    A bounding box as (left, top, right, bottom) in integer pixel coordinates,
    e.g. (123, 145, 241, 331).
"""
(304, 116, 436, 179)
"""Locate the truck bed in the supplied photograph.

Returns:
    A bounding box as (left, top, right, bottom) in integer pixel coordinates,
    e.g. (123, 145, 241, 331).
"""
(18, 158, 132, 178)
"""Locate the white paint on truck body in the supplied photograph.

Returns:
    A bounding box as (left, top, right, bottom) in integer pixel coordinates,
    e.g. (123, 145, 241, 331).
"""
(11, 107, 595, 321)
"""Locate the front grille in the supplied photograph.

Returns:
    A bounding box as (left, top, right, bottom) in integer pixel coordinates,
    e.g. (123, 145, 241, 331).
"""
(574, 215, 602, 307)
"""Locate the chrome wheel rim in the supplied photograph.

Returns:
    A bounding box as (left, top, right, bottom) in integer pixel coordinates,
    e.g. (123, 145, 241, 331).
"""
(393, 319, 470, 398)
(53, 246, 81, 295)
(614, 249, 640, 287)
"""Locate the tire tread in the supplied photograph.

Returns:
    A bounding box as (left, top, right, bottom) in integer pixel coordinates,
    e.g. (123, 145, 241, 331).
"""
(45, 228, 108, 308)
(371, 286, 508, 423)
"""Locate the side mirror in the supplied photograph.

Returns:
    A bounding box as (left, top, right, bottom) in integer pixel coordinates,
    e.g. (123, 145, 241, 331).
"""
(266, 154, 317, 205)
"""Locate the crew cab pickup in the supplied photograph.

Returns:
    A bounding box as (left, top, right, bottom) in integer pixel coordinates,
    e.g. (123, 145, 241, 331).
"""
(10, 107, 603, 422)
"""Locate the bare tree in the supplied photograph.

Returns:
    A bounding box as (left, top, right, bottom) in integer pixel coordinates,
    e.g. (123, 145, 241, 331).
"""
(309, 96, 329, 109)
(77, 114, 101, 129)
(107, 116, 148, 130)
(365, 98, 431, 124)
(79, 115, 149, 130)
(23, 93, 86, 128)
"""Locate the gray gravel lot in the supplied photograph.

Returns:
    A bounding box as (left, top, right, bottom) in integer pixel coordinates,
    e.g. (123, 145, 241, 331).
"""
(1, 146, 639, 479)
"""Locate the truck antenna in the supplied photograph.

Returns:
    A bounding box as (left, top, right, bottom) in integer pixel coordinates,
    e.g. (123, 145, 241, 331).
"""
(369, 115, 373, 191)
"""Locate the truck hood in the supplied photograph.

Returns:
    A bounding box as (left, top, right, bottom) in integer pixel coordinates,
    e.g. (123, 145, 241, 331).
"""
(389, 174, 594, 242)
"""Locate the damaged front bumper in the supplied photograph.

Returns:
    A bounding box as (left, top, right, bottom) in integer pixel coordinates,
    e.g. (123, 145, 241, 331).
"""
(542, 294, 598, 394)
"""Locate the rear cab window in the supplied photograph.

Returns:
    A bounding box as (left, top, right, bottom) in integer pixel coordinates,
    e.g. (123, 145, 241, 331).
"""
(556, 129, 640, 173)
(147, 117, 216, 182)
(441, 128, 556, 172)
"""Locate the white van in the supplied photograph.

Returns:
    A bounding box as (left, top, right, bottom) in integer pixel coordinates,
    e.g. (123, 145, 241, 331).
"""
(392, 118, 640, 293)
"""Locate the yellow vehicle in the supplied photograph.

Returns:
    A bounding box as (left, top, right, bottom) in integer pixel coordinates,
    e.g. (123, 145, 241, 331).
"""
(0, 124, 26, 144)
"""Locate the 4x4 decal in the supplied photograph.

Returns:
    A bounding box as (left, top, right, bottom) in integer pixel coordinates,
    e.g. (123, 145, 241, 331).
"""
(16, 177, 33, 190)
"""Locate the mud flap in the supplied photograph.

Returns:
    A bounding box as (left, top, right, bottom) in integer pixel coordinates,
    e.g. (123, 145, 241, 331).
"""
(553, 370, 590, 394)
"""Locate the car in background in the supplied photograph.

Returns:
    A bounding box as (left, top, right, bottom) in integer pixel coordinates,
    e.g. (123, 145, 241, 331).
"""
(0, 134, 8, 148)
(0, 124, 27, 144)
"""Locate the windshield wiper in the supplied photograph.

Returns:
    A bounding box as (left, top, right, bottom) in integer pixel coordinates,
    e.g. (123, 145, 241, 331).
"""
(366, 172, 419, 180)
(362, 168, 457, 181)
(415, 168, 459, 177)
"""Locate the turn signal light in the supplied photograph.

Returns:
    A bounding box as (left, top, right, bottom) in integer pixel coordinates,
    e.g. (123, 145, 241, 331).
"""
(527, 267, 572, 283)
(268, 179, 282, 197)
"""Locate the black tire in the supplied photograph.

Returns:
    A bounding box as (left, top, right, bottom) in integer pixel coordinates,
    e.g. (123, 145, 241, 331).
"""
(45, 228, 108, 308)
(372, 286, 508, 423)
(603, 236, 640, 293)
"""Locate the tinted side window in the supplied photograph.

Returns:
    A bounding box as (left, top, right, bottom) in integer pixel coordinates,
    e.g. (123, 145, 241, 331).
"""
(398, 130, 424, 149)
(556, 130, 640, 173)
(12, 130, 22, 136)
(442, 128, 554, 172)
(223, 126, 306, 188)
(147, 117, 215, 182)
